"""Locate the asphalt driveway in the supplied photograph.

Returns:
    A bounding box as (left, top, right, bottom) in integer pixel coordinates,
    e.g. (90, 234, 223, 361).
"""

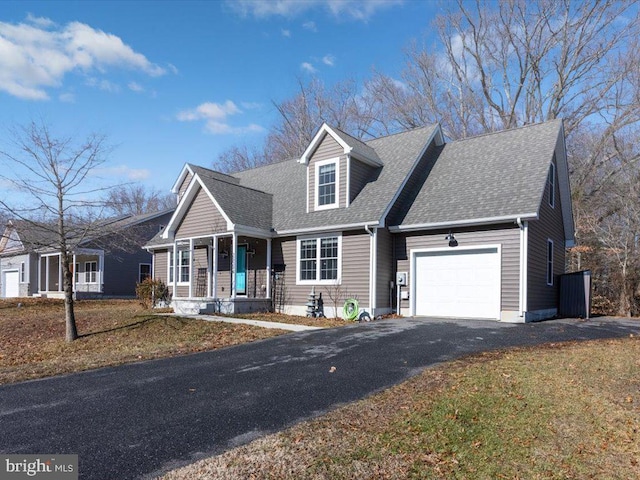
(1, 316, 639, 479)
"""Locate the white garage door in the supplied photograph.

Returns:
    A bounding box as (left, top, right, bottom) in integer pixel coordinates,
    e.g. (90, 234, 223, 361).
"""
(3, 270, 20, 298)
(414, 247, 500, 319)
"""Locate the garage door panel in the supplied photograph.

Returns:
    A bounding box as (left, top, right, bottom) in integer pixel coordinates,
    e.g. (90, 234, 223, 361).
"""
(414, 248, 500, 319)
(3, 271, 20, 298)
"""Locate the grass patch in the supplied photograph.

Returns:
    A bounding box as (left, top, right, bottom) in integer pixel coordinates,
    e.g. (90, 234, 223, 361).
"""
(0, 298, 285, 385)
(161, 338, 640, 480)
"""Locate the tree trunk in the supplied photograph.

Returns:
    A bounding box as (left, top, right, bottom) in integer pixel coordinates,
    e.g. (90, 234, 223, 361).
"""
(62, 253, 78, 342)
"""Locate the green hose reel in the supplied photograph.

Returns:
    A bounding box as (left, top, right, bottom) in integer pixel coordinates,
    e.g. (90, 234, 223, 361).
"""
(343, 298, 359, 321)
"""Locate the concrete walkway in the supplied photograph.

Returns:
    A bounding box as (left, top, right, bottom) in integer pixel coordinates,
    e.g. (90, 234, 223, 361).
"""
(181, 314, 324, 331)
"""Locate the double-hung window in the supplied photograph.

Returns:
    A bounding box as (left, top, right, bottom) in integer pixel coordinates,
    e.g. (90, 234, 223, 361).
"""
(179, 250, 190, 283)
(297, 235, 341, 284)
(168, 251, 174, 283)
(315, 158, 339, 210)
(139, 264, 151, 283)
(546, 239, 554, 286)
(85, 261, 97, 283)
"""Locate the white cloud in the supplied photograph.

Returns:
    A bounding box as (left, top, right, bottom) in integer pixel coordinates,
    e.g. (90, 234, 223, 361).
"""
(227, 0, 403, 21)
(177, 100, 264, 135)
(281, 28, 291, 37)
(322, 54, 335, 66)
(96, 165, 151, 181)
(86, 77, 120, 93)
(128, 81, 144, 92)
(302, 21, 317, 32)
(0, 15, 167, 100)
(301, 62, 316, 73)
(58, 92, 75, 103)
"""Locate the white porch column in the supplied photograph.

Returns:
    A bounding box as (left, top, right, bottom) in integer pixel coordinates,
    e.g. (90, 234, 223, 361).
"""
(45, 256, 50, 292)
(231, 232, 237, 299)
(188, 238, 194, 298)
(58, 254, 62, 292)
(98, 253, 104, 293)
(172, 241, 177, 298)
(72, 253, 77, 293)
(211, 236, 218, 298)
(266, 238, 272, 299)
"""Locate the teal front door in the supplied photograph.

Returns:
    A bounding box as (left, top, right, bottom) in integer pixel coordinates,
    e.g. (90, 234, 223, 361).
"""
(236, 245, 247, 295)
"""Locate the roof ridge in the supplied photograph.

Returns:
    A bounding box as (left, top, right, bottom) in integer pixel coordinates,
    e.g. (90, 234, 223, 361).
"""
(364, 123, 439, 145)
(447, 118, 561, 144)
(190, 164, 240, 181)
(198, 172, 274, 197)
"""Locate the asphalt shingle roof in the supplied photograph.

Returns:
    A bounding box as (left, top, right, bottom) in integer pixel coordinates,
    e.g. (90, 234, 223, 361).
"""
(396, 119, 562, 227)
(235, 124, 439, 232)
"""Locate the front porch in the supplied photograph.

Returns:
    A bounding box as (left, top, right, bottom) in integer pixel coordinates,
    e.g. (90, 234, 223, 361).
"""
(37, 249, 105, 299)
(169, 234, 273, 315)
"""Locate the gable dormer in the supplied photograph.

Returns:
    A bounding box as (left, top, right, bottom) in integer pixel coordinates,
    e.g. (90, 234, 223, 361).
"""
(299, 124, 382, 213)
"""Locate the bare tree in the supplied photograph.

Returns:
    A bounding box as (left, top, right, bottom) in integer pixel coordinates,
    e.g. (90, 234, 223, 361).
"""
(214, 77, 383, 173)
(105, 183, 175, 216)
(0, 121, 111, 341)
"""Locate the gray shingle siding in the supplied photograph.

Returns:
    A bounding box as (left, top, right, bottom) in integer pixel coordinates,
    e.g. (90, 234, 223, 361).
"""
(376, 227, 393, 310)
(395, 226, 521, 313)
(527, 158, 565, 312)
(176, 186, 227, 238)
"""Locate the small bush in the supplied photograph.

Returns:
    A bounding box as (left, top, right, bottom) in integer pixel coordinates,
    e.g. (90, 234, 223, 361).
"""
(136, 278, 169, 309)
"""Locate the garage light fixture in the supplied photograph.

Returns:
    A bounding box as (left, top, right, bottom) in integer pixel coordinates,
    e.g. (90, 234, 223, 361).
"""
(445, 232, 458, 247)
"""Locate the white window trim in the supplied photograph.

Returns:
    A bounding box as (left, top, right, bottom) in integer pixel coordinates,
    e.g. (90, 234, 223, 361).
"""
(314, 157, 339, 211)
(74, 263, 80, 284)
(296, 233, 342, 285)
(546, 239, 554, 286)
(139, 263, 151, 283)
(548, 162, 556, 208)
(85, 261, 98, 284)
(167, 250, 174, 284)
(177, 249, 191, 285)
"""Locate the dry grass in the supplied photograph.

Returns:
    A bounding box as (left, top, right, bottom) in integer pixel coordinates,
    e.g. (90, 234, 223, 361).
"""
(161, 338, 640, 480)
(0, 298, 285, 385)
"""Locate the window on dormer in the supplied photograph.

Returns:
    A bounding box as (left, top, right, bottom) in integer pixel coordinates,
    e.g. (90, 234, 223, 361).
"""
(315, 158, 339, 210)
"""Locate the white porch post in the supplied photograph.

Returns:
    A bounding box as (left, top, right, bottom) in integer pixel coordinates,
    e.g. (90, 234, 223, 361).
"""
(188, 238, 194, 298)
(266, 238, 272, 299)
(58, 254, 62, 292)
(98, 253, 104, 293)
(231, 232, 237, 299)
(72, 253, 76, 293)
(211, 236, 218, 298)
(172, 241, 177, 298)
(45, 256, 49, 292)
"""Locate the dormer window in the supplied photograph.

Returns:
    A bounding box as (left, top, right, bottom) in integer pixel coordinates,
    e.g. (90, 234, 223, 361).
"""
(315, 158, 339, 210)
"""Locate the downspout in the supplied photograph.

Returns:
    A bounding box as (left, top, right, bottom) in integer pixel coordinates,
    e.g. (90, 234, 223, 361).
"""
(365, 225, 377, 316)
(517, 217, 528, 319)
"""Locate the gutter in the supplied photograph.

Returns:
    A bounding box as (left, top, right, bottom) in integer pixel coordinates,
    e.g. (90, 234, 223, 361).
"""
(389, 213, 538, 233)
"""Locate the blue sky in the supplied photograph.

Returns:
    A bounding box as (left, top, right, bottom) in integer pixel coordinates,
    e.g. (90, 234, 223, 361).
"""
(0, 0, 442, 196)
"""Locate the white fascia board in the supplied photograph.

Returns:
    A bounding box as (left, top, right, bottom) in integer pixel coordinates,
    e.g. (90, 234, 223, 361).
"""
(276, 221, 379, 236)
(162, 174, 233, 239)
(170, 163, 195, 194)
(299, 123, 334, 164)
(145, 242, 174, 252)
(233, 225, 273, 239)
(389, 213, 538, 232)
(379, 124, 444, 225)
(555, 122, 576, 245)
